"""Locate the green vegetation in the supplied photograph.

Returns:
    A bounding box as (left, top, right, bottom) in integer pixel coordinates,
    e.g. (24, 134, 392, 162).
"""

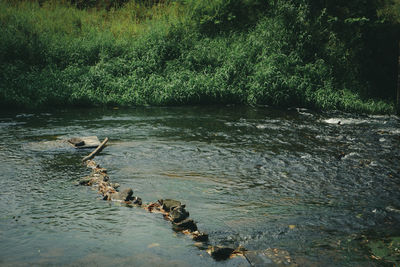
(0, 0, 399, 113)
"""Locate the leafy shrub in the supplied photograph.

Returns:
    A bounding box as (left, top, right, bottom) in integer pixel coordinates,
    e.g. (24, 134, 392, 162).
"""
(0, 0, 397, 113)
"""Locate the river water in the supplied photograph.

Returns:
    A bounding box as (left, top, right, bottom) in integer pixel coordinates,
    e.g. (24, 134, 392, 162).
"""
(0, 106, 399, 266)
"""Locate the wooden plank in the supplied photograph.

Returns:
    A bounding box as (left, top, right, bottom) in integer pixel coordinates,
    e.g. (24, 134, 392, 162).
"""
(82, 137, 109, 162)
(68, 136, 100, 149)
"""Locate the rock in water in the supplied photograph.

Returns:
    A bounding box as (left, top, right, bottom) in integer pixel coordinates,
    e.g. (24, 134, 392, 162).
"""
(68, 137, 85, 147)
(169, 205, 189, 222)
(158, 199, 181, 212)
(78, 177, 93, 186)
(133, 197, 142, 205)
(120, 188, 134, 200)
(209, 246, 235, 261)
(146, 202, 161, 212)
(192, 231, 209, 242)
(172, 218, 197, 232)
(102, 175, 110, 182)
(110, 188, 134, 201)
(111, 183, 120, 189)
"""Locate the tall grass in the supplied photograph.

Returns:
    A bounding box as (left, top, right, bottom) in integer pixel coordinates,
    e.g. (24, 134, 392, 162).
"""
(0, 0, 397, 114)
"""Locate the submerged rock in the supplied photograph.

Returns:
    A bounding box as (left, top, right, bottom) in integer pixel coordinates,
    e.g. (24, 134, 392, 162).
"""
(169, 205, 189, 223)
(209, 246, 235, 261)
(78, 177, 92, 186)
(245, 251, 274, 266)
(172, 218, 198, 232)
(245, 248, 297, 266)
(158, 199, 182, 212)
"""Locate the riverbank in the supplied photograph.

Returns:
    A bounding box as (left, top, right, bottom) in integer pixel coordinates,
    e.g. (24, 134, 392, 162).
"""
(0, 1, 398, 113)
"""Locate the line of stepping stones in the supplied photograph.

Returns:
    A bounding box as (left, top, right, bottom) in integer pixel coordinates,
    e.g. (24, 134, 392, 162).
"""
(74, 137, 298, 266)
(78, 159, 244, 261)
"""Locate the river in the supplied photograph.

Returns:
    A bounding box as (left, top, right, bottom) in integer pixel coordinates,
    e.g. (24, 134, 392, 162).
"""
(0, 106, 399, 266)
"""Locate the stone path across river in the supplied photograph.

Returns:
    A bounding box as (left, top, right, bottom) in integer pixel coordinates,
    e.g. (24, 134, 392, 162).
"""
(77, 137, 297, 266)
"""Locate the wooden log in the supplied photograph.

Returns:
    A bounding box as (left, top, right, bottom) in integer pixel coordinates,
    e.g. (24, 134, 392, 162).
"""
(82, 137, 109, 162)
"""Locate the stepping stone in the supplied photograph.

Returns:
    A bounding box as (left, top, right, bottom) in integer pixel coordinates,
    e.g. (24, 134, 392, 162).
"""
(172, 218, 197, 232)
(68, 136, 100, 149)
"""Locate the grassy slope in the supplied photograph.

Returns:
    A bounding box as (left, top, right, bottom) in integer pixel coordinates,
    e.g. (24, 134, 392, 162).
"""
(0, 0, 397, 113)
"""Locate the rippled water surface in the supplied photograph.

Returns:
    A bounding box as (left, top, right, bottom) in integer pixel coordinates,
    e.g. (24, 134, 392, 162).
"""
(0, 106, 399, 266)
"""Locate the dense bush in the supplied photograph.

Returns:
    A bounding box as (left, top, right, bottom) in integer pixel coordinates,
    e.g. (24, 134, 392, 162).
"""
(0, 0, 398, 113)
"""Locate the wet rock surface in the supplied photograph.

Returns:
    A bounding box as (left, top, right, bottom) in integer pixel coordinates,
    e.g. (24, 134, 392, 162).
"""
(192, 231, 209, 242)
(107, 188, 134, 201)
(132, 196, 142, 205)
(169, 205, 189, 223)
(120, 188, 134, 201)
(145, 202, 161, 212)
(172, 218, 198, 232)
(208, 246, 235, 261)
(158, 199, 181, 212)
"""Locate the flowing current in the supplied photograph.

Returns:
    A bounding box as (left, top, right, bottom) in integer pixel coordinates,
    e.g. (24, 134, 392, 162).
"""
(0, 106, 399, 266)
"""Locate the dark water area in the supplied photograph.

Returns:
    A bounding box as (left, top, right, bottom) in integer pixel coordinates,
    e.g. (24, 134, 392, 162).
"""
(0, 106, 399, 266)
